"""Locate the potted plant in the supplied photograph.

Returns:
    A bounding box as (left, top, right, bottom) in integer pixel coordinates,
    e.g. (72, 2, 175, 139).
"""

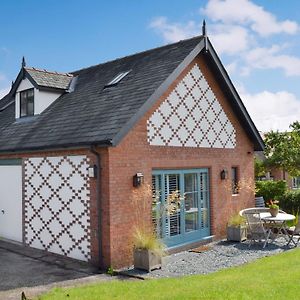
(227, 214, 247, 242)
(267, 199, 279, 217)
(133, 228, 166, 272)
(131, 185, 180, 272)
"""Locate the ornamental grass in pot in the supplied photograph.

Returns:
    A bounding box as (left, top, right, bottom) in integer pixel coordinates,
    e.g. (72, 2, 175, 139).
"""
(133, 228, 166, 272)
(131, 185, 181, 272)
(227, 214, 247, 242)
(131, 184, 166, 272)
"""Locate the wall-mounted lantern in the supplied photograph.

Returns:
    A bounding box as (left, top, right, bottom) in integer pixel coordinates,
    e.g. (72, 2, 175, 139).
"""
(220, 169, 228, 180)
(88, 165, 97, 178)
(133, 172, 144, 187)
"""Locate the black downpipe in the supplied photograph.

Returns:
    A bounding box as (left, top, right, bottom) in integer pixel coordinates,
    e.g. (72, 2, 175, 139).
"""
(90, 145, 103, 269)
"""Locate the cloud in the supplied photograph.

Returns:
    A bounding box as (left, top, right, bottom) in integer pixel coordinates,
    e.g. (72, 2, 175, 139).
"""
(225, 61, 237, 75)
(150, 17, 252, 56)
(244, 45, 300, 76)
(149, 17, 199, 43)
(241, 90, 300, 132)
(0, 72, 6, 82)
(149, 1, 300, 77)
(209, 24, 252, 55)
(202, 0, 299, 36)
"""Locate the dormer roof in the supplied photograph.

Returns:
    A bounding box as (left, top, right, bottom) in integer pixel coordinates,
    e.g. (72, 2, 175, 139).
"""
(24, 67, 73, 90)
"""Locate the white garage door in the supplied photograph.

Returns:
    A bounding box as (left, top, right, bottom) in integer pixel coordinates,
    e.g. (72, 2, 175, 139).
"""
(0, 161, 23, 242)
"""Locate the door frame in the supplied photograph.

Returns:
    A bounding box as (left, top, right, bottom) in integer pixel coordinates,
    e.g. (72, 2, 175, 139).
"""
(152, 168, 210, 247)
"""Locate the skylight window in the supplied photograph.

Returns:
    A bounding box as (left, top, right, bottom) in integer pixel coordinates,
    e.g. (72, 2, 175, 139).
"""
(105, 70, 131, 87)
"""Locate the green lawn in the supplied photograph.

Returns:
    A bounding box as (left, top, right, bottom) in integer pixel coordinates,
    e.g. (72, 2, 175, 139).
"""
(38, 248, 300, 300)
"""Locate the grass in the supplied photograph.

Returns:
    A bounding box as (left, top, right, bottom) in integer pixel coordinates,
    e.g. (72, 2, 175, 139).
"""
(38, 248, 300, 300)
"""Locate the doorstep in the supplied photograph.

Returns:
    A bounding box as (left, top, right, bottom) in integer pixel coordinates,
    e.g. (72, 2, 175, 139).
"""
(167, 235, 214, 254)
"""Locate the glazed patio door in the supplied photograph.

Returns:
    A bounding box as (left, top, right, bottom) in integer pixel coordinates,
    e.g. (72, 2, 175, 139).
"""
(152, 169, 210, 247)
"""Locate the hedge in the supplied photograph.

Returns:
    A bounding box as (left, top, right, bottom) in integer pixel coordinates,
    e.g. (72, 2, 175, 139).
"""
(280, 190, 300, 214)
(255, 180, 287, 202)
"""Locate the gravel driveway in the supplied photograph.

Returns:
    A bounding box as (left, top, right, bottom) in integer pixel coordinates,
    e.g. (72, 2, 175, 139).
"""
(122, 238, 298, 279)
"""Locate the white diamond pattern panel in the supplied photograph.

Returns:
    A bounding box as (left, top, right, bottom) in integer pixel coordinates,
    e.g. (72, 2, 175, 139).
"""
(147, 64, 236, 148)
(24, 155, 91, 261)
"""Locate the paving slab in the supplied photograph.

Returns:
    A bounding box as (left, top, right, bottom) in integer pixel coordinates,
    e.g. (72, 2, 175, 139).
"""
(0, 239, 99, 291)
(0, 239, 135, 299)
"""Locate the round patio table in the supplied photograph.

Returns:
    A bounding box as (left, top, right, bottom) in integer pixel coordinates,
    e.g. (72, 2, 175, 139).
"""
(260, 212, 295, 244)
(260, 212, 295, 222)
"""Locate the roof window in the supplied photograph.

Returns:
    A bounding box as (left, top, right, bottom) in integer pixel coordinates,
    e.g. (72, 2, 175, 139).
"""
(105, 70, 131, 87)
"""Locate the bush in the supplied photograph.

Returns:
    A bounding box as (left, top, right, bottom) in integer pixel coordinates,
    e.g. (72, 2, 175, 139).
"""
(255, 180, 287, 201)
(280, 190, 300, 214)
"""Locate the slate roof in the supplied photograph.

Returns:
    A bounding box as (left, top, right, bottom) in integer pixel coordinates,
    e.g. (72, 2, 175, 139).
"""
(0, 35, 264, 152)
(25, 67, 73, 90)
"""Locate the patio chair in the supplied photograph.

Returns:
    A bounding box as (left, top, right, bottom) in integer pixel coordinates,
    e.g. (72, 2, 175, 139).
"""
(243, 210, 271, 248)
(255, 196, 265, 208)
(287, 219, 300, 247)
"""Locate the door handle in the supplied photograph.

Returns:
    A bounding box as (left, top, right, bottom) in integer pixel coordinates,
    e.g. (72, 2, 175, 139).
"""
(1, 209, 4, 214)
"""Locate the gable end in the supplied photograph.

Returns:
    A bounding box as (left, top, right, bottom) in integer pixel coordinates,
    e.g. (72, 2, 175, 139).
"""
(147, 63, 236, 149)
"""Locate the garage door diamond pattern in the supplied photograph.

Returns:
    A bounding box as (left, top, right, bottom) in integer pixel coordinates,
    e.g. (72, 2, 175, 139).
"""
(24, 155, 91, 261)
(147, 64, 236, 148)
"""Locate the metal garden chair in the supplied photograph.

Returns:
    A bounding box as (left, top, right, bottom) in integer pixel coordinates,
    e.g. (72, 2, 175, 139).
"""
(287, 219, 300, 247)
(242, 209, 272, 248)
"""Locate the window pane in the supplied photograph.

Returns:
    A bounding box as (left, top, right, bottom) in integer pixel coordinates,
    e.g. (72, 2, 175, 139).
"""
(20, 97, 27, 117)
(27, 98, 34, 116)
(165, 174, 181, 237)
(27, 89, 34, 97)
(19, 89, 34, 117)
(184, 173, 198, 232)
(152, 175, 162, 238)
(200, 172, 209, 228)
(232, 167, 238, 194)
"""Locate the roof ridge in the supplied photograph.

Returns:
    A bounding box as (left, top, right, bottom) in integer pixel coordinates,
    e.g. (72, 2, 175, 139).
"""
(71, 35, 203, 74)
(25, 67, 73, 77)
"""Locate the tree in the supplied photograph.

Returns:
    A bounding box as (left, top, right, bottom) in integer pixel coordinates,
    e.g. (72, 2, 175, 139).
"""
(264, 121, 300, 177)
(254, 157, 266, 179)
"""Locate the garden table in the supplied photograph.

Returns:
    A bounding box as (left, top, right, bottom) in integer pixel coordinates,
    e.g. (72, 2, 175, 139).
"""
(259, 212, 295, 245)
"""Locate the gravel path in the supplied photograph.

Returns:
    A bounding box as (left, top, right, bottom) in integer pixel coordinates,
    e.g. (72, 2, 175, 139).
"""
(122, 238, 297, 279)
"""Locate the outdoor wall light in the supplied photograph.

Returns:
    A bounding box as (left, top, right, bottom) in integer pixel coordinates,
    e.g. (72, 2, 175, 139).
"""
(220, 169, 228, 180)
(88, 165, 97, 178)
(133, 172, 144, 187)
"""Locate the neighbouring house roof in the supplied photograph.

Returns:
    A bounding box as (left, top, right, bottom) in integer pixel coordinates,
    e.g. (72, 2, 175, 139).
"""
(0, 35, 264, 152)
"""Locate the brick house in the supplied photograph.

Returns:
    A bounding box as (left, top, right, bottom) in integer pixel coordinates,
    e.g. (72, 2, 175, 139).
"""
(0, 33, 264, 269)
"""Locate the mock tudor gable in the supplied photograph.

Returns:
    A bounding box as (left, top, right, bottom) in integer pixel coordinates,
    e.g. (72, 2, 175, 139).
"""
(147, 63, 236, 148)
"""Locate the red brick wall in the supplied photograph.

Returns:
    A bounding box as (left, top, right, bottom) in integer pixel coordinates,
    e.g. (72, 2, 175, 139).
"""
(270, 168, 293, 188)
(105, 54, 255, 268)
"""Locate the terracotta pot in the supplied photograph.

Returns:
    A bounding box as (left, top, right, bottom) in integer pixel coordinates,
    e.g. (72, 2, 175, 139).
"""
(270, 207, 279, 217)
(133, 248, 162, 272)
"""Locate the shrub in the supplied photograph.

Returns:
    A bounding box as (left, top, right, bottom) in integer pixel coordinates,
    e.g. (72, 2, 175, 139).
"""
(255, 180, 287, 201)
(280, 190, 300, 214)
